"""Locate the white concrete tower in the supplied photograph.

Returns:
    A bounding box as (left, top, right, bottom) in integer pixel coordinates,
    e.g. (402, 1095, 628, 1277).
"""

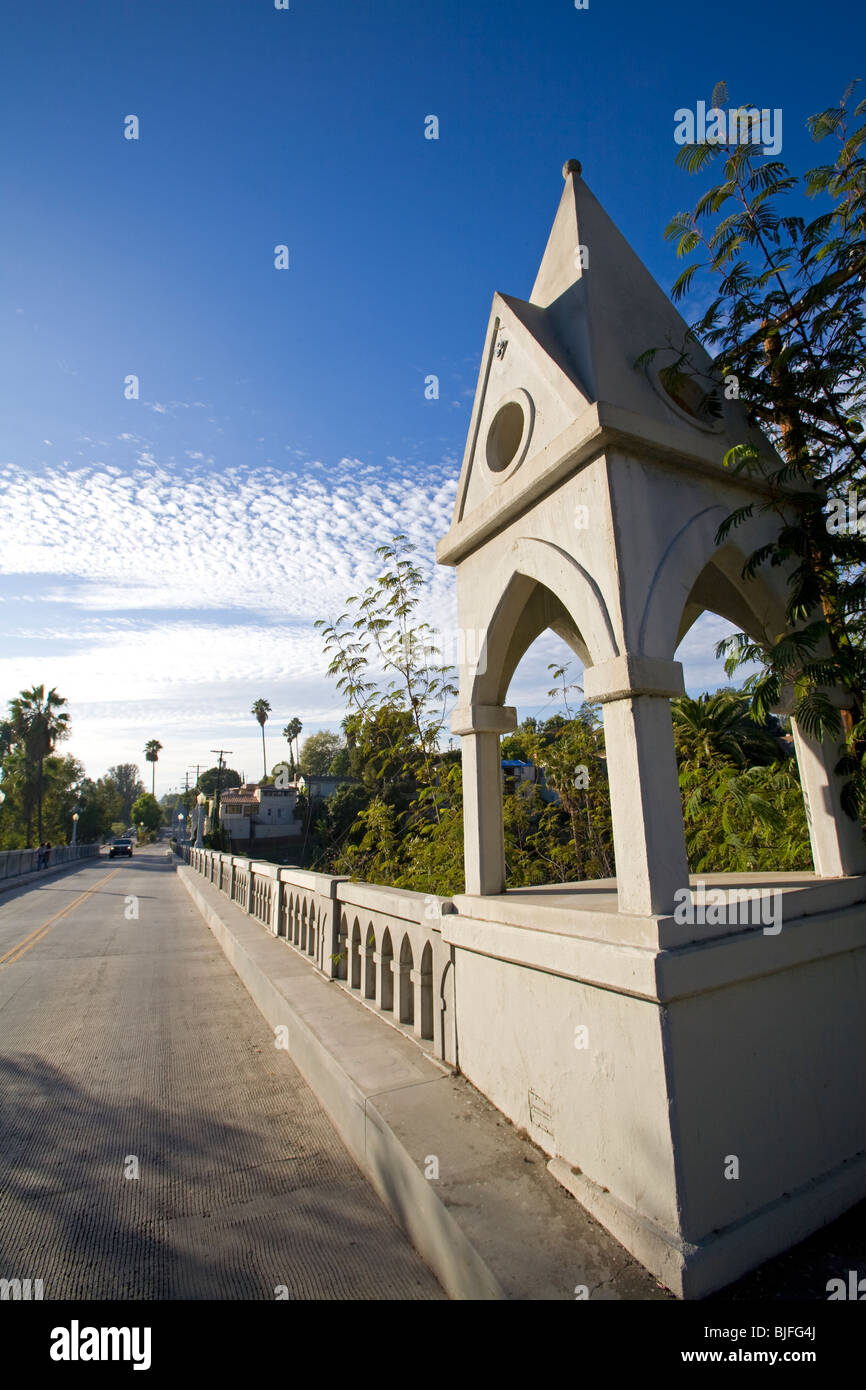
(438, 159, 866, 914)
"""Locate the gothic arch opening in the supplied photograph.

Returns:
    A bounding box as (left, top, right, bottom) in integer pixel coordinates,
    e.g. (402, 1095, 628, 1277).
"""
(472, 572, 592, 709)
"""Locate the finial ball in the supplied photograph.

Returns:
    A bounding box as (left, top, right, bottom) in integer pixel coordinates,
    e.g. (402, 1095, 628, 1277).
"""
(562, 159, 582, 179)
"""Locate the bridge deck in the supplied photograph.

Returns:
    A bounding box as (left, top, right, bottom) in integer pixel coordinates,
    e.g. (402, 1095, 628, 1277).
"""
(0, 847, 444, 1300)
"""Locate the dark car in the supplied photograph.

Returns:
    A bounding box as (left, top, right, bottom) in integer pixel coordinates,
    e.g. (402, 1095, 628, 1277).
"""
(109, 839, 133, 858)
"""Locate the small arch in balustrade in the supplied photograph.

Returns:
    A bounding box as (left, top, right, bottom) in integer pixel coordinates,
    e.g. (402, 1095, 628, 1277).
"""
(420, 941, 434, 1041)
(439, 958, 455, 1063)
(380, 928, 394, 1013)
(336, 911, 348, 980)
(364, 923, 376, 999)
(398, 934, 414, 1026)
(350, 919, 361, 990)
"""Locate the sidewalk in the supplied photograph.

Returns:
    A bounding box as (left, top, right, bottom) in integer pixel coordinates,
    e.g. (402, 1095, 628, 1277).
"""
(177, 864, 669, 1301)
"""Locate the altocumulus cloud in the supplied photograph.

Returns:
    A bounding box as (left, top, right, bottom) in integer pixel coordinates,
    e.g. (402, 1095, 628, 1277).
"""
(0, 458, 458, 619)
(0, 456, 460, 778)
(0, 456, 742, 782)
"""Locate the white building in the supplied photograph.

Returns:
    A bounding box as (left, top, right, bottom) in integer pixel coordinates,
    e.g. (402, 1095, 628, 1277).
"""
(217, 783, 302, 846)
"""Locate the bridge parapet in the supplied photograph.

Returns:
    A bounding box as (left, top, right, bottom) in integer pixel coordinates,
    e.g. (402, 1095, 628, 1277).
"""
(0, 843, 99, 883)
(183, 847, 457, 1065)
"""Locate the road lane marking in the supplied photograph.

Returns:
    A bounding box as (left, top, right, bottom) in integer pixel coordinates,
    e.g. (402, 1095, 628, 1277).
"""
(0, 869, 122, 965)
(0, 881, 106, 963)
(0, 868, 123, 967)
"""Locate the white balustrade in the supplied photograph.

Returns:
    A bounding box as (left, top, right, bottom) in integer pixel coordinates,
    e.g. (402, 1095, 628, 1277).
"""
(181, 847, 457, 1064)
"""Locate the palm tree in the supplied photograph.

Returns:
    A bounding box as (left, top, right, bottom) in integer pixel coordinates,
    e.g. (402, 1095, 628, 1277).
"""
(671, 691, 781, 770)
(8, 686, 70, 842)
(282, 717, 302, 778)
(144, 740, 163, 796)
(252, 699, 271, 780)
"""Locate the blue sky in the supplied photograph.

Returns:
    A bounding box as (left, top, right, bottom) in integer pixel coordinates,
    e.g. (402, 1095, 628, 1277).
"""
(0, 0, 861, 794)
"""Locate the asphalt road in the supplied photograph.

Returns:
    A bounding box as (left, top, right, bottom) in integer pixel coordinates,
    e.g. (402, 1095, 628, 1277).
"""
(0, 846, 444, 1300)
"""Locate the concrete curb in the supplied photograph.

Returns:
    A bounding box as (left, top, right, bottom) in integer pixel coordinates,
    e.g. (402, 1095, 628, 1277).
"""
(177, 865, 669, 1302)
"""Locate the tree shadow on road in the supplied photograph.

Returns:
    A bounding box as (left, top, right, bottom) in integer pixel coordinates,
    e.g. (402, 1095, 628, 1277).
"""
(0, 1050, 443, 1301)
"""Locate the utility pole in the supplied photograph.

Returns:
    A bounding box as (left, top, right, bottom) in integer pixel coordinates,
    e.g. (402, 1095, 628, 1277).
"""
(185, 766, 200, 818)
(210, 749, 232, 844)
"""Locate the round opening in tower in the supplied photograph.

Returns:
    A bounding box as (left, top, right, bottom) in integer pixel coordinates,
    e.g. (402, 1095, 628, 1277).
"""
(658, 364, 722, 423)
(486, 400, 526, 473)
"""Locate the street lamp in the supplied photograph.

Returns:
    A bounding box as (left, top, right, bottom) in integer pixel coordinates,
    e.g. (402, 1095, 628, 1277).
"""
(71, 811, 79, 846)
(177, 812, 184, 843)
(195, 792, 206, 848)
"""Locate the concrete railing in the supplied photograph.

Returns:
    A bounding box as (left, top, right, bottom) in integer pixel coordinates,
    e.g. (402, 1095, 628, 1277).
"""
(183, 847, 458, 1064)
(0, 843, 100, 882)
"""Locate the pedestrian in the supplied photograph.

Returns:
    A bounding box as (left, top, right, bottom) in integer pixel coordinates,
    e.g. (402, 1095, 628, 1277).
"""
(37, 842, 46, 869)
(44, 842, 52, 869)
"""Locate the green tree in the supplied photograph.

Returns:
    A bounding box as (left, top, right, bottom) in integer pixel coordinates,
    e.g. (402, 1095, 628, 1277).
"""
(298, 730, 344, 776)
(131, 792, 163, 836)
(328, 746, 351, 776)
(520, 707, 615, 882)
(658, 80, 866, 828)
(680, 761, 811, 872)
(671, 690, 783, 769)
(104, 764, 145, 822)
(198, 765, 242, 798)
(7, 685, 71, 843)
(39, 754, 84, 843)
(251, 699, 271, 780)
(0, 744, 111, 850)
(313, 535, 458, 881)
(316, 534, 457, 806)
(144, 740, 163, 796)
(76, 775, 123, 843)
(282, 717, 303, 778)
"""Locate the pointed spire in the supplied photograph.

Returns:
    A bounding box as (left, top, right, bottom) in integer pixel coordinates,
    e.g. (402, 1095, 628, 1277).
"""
(529, 160, 585, 308)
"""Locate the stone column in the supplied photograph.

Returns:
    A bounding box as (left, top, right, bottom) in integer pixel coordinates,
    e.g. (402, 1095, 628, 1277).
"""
(395, 955, 412, 1023)
(372, 949, 387, 1009)
(271, 877, 283, 935)
(361, 937, 376, 999)
(792, 719, 866, 877)
(583, 656, 689, 917)
(409, 968, 424, 1038)
(452, 703, 518, 896)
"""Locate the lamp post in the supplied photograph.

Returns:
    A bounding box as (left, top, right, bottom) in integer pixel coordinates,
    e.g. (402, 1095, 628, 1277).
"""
(71, 811, 79, 846)
(195, 792, 206, 848)
(177, 811, 184, 842)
